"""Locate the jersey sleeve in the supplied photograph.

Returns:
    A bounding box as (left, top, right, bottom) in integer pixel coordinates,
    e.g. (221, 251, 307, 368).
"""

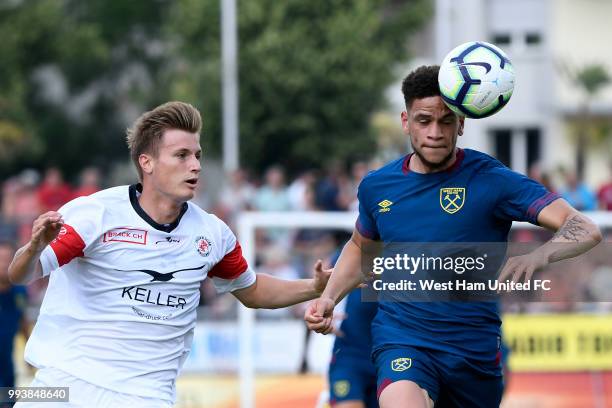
(492, 167, 561, 225)
(39, 196, 104, 276)
(208, 222, 256, 293)
(355, 179, 380, 240)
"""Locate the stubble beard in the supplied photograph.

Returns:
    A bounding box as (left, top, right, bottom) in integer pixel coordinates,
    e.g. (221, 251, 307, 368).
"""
(410, 142, 457, 173)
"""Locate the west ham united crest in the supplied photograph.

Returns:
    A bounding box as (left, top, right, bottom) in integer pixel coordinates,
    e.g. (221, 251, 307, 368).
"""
(391, 357, 412, 372)
(195, 236, 212, 257)
(440, 187, 466, 214)
(333, 380, 350, 397)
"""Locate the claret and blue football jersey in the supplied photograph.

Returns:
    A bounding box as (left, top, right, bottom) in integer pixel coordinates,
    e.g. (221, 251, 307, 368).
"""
(356, 148, 559, 371)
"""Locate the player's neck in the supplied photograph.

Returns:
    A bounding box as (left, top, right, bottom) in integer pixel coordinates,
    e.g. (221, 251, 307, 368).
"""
(410, 149, 458, 174)
(137, 184, 185, 225)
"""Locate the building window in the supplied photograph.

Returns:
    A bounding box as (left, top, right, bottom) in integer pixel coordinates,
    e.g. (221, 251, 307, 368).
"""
(490, 127, 542, 173)
(491, 128, 512, 167)
(491, 33, 511, 46)
(525, 32, 542, 46)
(526, 128, 541, 169)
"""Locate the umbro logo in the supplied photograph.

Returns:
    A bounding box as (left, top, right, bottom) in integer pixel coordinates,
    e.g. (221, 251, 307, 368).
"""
(378, 200, 393, 213)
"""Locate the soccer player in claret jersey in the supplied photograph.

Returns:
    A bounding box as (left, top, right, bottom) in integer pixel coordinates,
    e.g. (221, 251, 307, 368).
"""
(9, 102, 332, 408)
(305, 66, 602, 408)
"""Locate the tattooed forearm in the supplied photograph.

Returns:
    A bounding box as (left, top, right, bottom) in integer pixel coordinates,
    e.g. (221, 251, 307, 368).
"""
(529, 211, 601, 266)
(551, 214, 591, 242)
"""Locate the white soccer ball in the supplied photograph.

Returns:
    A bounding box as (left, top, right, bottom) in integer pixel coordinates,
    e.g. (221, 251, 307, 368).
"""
(438, 41, 515, 119)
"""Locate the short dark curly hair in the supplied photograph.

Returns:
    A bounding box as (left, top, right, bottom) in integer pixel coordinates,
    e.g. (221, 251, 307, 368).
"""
(401, 65, 440, 108)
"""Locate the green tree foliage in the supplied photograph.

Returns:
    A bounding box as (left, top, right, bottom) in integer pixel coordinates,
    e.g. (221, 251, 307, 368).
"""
(164, 0, 431, 172)
(575, 65, 610, 96)
(0, 0, 430, 178)
(0, 0, 169, 177)
(566, 63, 611, 178)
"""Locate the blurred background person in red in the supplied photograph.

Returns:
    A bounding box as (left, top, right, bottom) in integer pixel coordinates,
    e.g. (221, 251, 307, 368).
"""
(597, 164, 612, 211)
(36, 167, 72, 212)
(72, 167, 102, 199)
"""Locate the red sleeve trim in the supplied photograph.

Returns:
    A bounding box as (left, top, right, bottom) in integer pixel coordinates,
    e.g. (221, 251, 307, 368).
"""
(356, 218, 379, 240)
(208, 241, 248, 280)
(526, 192, 561, 224)
(49, 224, 86, 267)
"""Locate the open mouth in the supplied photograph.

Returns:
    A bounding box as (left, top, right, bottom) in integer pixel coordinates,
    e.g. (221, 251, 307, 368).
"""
(185, 178, 198, 186)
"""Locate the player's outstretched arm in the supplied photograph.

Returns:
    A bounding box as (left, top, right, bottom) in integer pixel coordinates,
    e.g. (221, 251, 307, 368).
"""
(9, 211, 64, 284)
(304, 229, 370, 335)
(498, 199, 602, 283)
(232, 259, 332, 309)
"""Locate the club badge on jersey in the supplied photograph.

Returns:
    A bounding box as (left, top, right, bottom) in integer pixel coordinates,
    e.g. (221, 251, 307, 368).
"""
(440, 187, 466, 214)
(195, 236, 212, 256)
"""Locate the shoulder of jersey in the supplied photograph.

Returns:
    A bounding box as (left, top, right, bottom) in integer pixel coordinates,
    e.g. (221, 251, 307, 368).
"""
(57, 185, 124, 213)
(87, 185, 225, 225)
(88, 185, 130, 201)
(76, 185, 130, 212)
(463, 148, 510, 174)
(360, 155, 406, 186)
(186, 201, 229, 230)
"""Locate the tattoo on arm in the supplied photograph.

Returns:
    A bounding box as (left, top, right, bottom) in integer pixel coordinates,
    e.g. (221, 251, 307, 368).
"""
(552, 214, 590, 242)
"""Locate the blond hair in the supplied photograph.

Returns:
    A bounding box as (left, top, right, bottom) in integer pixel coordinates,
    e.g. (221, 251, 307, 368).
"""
(126, 101, 202, 180)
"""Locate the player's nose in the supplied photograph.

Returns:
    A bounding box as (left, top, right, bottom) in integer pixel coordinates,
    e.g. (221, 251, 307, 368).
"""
(190, 156, 201, 173)
(428, 123, 444, 140)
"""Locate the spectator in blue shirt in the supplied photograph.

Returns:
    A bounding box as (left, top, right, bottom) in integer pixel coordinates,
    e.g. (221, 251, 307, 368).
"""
(0, 240, 29, 390)
(560, 170, 597, 211)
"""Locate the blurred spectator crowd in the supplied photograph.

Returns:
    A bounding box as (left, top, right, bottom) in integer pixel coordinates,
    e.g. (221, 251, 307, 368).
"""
(1, 160, 612, 324)
(0, 167, 102, 322)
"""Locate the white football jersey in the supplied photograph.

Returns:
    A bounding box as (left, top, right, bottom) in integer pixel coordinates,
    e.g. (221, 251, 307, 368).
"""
(26, 184, 255, 403)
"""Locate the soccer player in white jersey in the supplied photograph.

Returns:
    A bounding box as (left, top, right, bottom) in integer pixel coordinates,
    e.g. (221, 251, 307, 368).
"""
(9, 101, 332, 408)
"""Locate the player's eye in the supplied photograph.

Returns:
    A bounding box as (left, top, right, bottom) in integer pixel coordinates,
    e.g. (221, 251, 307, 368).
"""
(176, 153, 187, 159)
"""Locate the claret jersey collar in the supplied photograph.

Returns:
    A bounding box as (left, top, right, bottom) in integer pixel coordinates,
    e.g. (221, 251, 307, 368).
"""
(129, 184, 188, 233)
(402, 148, 465, 175)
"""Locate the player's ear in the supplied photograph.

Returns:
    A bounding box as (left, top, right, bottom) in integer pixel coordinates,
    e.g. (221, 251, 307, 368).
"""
(139, 153, 154, 175)
(458, 116, 465, 136)
(401, 110, 410, 134)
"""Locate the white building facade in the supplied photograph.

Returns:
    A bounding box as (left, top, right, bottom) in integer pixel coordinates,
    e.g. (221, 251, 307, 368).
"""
(425, 0, 612, 186)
